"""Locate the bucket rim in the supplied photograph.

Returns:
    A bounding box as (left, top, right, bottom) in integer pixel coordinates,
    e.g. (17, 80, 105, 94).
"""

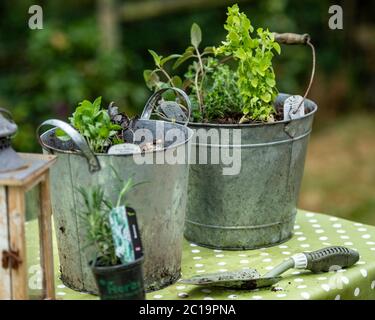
(161, 94, 318, 128)
(39, 119, 194, 157)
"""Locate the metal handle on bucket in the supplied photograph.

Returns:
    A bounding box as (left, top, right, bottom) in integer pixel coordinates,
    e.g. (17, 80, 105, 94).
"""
(274, 32, 316, 109)
(141, 87, 192, 126)
(0, 107, 13, 119)
(37, 119, 101, 173)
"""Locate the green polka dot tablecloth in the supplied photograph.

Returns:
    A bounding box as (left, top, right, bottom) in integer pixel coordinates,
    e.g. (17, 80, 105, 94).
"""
(26, 210, 375, 300)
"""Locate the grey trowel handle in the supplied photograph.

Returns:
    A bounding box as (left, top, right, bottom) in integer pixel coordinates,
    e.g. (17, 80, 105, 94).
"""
(264, 246, 359, 278)
(301, 246, 359, 273)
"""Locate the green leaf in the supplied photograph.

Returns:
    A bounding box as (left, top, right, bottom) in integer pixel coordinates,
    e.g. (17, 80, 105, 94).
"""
(190, 23, 202, 48)
(92, 97, 102, 111)
(234, 48, 246, 60)
(162, 90, 176, 101)
(266, 77, 276, 87)
(261, 92, 272, 103)
(111, 124, 122, 131)
(173, 48, 194, 69)
(55, 128, 71, 142)
(273, 42, 281, 55)
(143, 69, 152, 83)
(203, 47, 215, 55)
(228, 31, 240, 43)
(160, 54, 180, 67)
(143, 69, 160, 90)
(171, 75, 183, 88)
(148, 49, 162, 66)
(99, 126, 109, 138)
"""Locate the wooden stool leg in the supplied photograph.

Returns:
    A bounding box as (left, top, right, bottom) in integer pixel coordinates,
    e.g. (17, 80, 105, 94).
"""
(39, 172, 55, 300)
(8, 186, 27, 300)
(0, 186, 11, 300)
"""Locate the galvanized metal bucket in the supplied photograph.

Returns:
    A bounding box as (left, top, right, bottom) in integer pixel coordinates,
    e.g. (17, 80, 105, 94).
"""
(37, 93, 193, 293)
(152, 33, 318, 249)
(184, 94, 317, 249)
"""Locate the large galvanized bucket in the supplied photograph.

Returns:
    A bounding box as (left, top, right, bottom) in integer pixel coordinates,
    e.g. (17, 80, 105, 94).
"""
(156, 33, 318, 249)
(184, 94, 317, 249)
(38, 109, 193, 293)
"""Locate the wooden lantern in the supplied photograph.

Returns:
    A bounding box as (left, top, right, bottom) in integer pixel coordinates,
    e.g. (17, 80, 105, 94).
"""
(0, 153, 56, 300)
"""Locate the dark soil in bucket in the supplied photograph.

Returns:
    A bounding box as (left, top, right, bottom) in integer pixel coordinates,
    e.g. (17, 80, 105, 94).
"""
(206, 105, 310, 125)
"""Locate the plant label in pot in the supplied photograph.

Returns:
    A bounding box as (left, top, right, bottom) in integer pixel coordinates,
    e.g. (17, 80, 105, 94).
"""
(158, 100, 187, 122)
(283, 95, 305, 120)
(109, 206, 135, 264)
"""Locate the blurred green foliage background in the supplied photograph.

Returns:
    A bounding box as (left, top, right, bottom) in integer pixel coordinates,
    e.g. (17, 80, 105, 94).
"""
(1, 0, 374, 224)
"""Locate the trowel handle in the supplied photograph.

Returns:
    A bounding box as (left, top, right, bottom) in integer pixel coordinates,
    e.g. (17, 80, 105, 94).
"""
(292, 246, 360, 273)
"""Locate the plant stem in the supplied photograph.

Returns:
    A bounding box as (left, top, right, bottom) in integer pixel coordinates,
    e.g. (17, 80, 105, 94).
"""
(158, 68, 174, 86)
(219, 55, 234, 64)
(194, 47, 205, 113)
(116, 179, 132, 207)
(194, 68, 203, 113)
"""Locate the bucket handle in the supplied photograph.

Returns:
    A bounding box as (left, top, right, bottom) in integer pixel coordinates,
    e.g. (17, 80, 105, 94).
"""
(37, 119, 101, 173)
(141, 87, 192, 126)
(273, 32, 316, 113)
(0, 107, 13, 119)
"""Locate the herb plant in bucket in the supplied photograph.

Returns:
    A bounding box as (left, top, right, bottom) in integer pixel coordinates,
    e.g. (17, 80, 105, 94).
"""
(144, 4, 281, 124)
(56, 97, 125, 153)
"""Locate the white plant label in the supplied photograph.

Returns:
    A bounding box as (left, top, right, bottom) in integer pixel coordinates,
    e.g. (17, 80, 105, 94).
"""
(283, 95, 305, 120)
(108, 143, 141, 155)
(109, 206, 135, 264)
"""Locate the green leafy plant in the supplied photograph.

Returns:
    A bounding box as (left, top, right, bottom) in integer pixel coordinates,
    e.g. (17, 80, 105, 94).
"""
(191, 58, 243, 122)
(78, 172, 136, 267)
(143, 50, 182, 90)
(144, 5, 281, 124)
(56, 97, 123, 153)
(215, 4, 281, 122)
(144, 23, 215, 121)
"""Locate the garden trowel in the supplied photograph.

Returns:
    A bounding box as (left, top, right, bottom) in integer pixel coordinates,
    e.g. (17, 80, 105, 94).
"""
(180, 246, 359, 290)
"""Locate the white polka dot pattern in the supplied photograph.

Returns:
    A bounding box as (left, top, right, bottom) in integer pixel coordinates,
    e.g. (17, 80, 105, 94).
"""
(24, 210, 375, 301)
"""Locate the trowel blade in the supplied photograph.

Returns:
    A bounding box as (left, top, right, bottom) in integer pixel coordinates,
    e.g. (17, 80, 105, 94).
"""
(180, 270, 282, 290)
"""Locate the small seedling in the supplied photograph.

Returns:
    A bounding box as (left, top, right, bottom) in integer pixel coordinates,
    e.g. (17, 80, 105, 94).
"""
(56, 97, 123, 153)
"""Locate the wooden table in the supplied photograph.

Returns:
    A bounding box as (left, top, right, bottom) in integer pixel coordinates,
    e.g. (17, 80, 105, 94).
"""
(0, 153, 56, 300)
